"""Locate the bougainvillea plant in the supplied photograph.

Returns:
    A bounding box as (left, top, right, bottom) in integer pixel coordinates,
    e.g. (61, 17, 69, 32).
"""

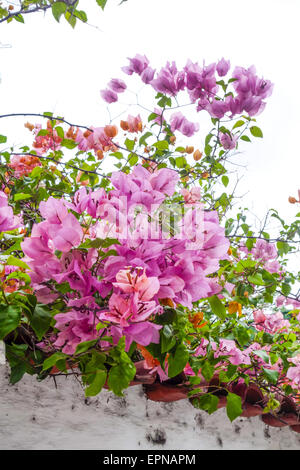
(0, 0, 110, 28)
(1, 54, 300, 426)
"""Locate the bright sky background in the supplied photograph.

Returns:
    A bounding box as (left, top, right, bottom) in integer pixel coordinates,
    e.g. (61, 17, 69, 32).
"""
(0, 0, 299, 240)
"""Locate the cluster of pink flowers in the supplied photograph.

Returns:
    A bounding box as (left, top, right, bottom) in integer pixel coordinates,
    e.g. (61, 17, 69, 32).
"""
(276, 295, 300, 311)
(120, 114, 143, 133)
(21, 165, 230, 354)
(287, 355, 300, 389)
(184, 337, 282, 378)
(24, 122, 118, 159)
(240, 238, 281, 274)
(169, 112, 199, 137)
(100, 77, 127, 104)
(74, 126, 117, 156)
(0, 191, 22, 233)
(9, 154, 41, 178)
(101, 54, 273, 137)
(181, 187, 201, 204)
(32, 123, 62, 155)
(253, 309, 290, 334)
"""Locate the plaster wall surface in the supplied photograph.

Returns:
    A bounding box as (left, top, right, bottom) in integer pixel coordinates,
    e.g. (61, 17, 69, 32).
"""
(1, 364, 300, 450)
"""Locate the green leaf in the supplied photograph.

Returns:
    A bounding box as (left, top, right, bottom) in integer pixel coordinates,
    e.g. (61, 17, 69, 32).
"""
(10, 362, 26, 384)
(6, 255, 30, 270)
(277, 241, 290, 256)
(6, 271, 31, 285)
(5, 343, 28, 379)
(0, 304, 22, 340)
(139, 131, 152, 146)
(42, 352, 66, 371)
(175, 156, 186, 168)
(110, 151, 123, 160)
(74, 9, 88, 22)
(85, 350, 106, 372)
(161, 325, 176, 354)
(250, 126, 263, 138)
(14, 193, 32, 202)
(262, 368, 279, 385)
(153, 140, 169, 151)
(0, 135, 7, 144)
(128, 154, 138, 166)
(125, 138, 135, 151)
(221, 175, 229, 187)
(253, 349, 269, 364)
(193, 394, 219, 414)
(232, 120, 245, 130)
(167, 343, 189, 378)
(65, 10, 76, 28)
(226, 392, 242, 422)
(204, 144, 212, 156)
(248, 273, 264, 286)
(79, 237, 119, 249)
(107, 361, 136, 396)
(30, 305, 52, 341)
(201, 360, 214, 382)
(14, 14, 24, 23)
(156, 308, 177, 325)
(75, 339, 98, 355)
(55, 126, 65, 139)
(208, 295, 226, 319)
(85, 370, 107, 396)
(37, 129, 49, 137)
(52, 2, 67, 22)
(281, 282, 291, 296)
(96, 0, 108, 10)
(61, 138, 77, 149)
(240, 135, 251, 142)
(30, 166, 43, 178)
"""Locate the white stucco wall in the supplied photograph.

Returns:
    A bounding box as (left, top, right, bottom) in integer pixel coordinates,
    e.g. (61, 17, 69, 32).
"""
(1, 363, 300, 450)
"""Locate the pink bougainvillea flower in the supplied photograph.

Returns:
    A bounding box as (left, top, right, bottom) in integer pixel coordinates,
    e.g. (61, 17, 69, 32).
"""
(47, 213, 82, 252)
(170, 112, 199, 137)
(100, 88, 118, 103)
(214, 339, 251, 366)
(240, 239, 280, 274)
(0, 192, 22, 232)
(206, 99, 230, 119)
(122, 54, 150, 76)
(120, 114, 143, 133)
(216, 58, 230, 77)
(151, 61, 185, 96)
(149, 166, 179, 196)
(220, 131, 237, 150)
(21, 222, 55, 261)
(185, 60, 218, 103)
(123, 321, 161, 347)
(53, 309, 103, 355)
(114, 267, 160, 301)
(253, 310, 290, 334)
(101, 291, 158, 327)
(140, 66, 155, 84)
(34, 285, 59, 304)
(108, 78, 127, 93)
(9, 154, 42, 177)
(39, 196, 69, 224)
(181, 187, 201, 204)
(287, 355, 300, 388)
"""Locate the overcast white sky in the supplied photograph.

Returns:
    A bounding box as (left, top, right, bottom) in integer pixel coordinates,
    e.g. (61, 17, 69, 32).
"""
(0, 0, 299, 234)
